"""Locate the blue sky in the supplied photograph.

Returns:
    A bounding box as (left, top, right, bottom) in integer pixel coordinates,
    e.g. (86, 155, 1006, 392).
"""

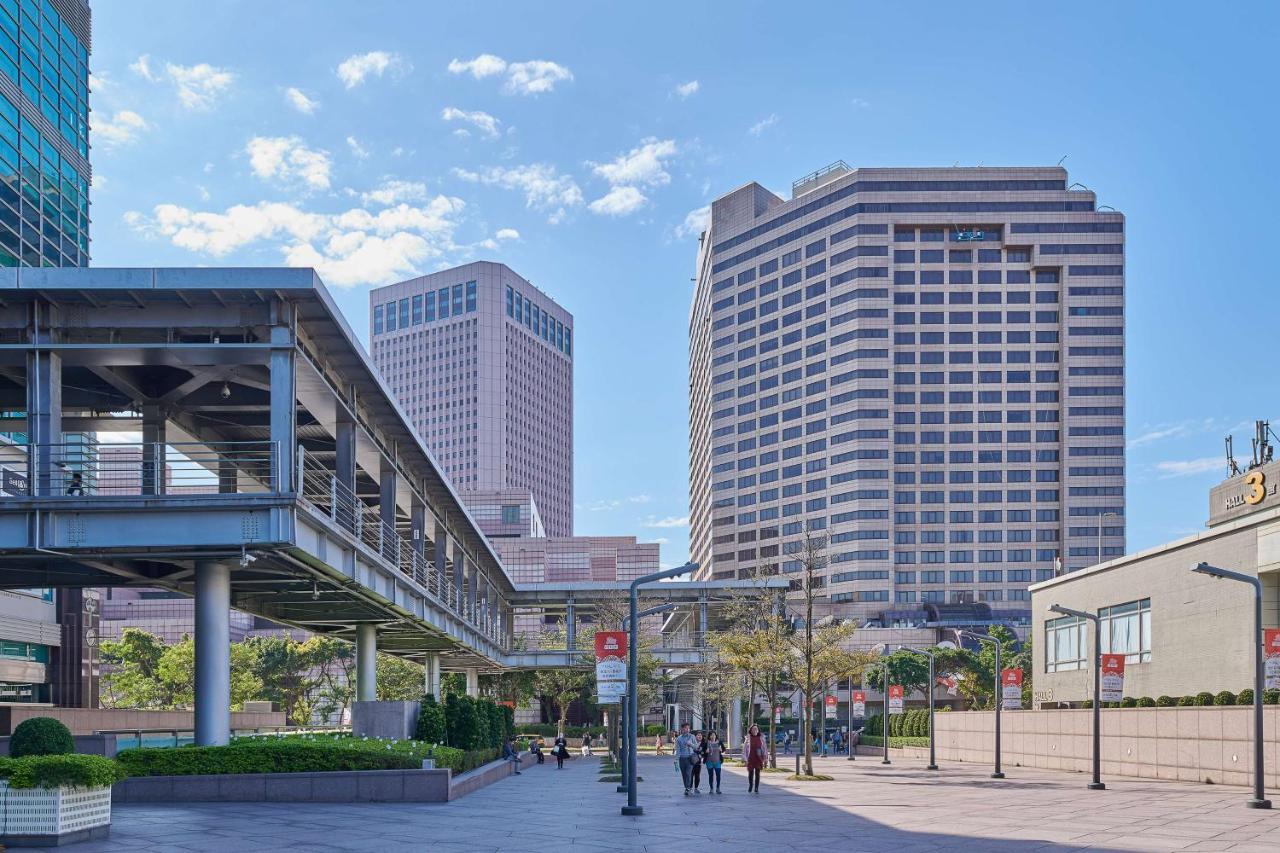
(87, 1, 1279, 566)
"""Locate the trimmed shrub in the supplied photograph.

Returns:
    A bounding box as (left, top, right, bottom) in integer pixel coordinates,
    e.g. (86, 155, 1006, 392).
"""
(1177, 696, 1197, 707)
(9, 717, 74, 758)
(859, 735, 930, 749)
(1237, 689, 1255, 705)
(1080, 700, 1093, 709)
(1136, 697, 1156, 708)
(415, 694, 446, 743)
(0, 754, 123, 790)
(1156, 695, 1176, 707)
(643, 724, 665, 737)
(1195, 692, 1215, 706)
(499, 704, 515, 742)
(445, 693, 481, 749)
(1213, 691, 1236, 706)
(1119, 697, 1137, 708)
(1263, 689, 1280, 705)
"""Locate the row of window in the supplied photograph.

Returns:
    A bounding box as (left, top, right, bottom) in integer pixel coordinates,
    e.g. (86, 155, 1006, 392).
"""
(1046, 598, 1151, 671)
(374, 281, 478, 334)
(505, 285, 571, 356)
(0, 0, 89, 158)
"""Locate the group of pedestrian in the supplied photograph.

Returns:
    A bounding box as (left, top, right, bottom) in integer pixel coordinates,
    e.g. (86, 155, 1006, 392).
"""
(672, 721, 766, 796)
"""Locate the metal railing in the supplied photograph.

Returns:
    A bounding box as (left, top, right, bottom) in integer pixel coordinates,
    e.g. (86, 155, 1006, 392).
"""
(658, 630, 711, 650)
(101, 724, 350, 751)
(15, 441, 279, 497)
(297, 452, 506, 647)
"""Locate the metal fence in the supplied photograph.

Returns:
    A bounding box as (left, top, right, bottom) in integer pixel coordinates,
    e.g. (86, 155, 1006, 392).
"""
(16, 441, 279, 497)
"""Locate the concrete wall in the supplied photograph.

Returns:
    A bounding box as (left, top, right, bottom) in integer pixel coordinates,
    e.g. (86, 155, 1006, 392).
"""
(351, 700, 418, 740)
(0, 733, 116, 757)
(0, 706, 287, 735)
(881, 708, 1280, 789)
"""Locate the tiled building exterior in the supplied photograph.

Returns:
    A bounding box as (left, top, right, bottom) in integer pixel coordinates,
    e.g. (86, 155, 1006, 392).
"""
(370, 261, 574, 536)
(689, 165, 1125, 624)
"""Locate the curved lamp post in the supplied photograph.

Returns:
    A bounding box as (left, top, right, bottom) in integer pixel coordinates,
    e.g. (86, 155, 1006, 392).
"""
(1190, 562, 1271, 809)
(1048, 604, 1105, 790)
(900, 646, 938, 770)
(960, 630, 1004, 779)
(879, 644, 892, 765)
(616, 602, 676, 794)
(623, 562, 696, 817)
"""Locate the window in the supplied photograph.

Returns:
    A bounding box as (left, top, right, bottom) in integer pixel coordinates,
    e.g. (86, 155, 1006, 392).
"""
(1101, 598, 1151, 663)
(501, 505, 521, 525)
(373, 304, 384, 333)
(1045, 615, 1088, 672)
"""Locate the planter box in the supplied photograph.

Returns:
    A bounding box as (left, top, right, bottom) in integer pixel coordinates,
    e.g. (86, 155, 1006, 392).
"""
(0, 781, 112, 847)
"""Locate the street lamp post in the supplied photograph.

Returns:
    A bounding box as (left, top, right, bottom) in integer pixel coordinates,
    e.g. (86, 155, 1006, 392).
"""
(960, 630, 1004, 779)
(900, 647, 938, 770)
(880, 645, 892, 765)
(1190, 562, 1272, 809)
(616, 602, 676, 794)
(1096, 511, 1117, 566)
(846, 674, 856, 762)
(623, 562, 696, 817)
(1048, 604, 1105, 790)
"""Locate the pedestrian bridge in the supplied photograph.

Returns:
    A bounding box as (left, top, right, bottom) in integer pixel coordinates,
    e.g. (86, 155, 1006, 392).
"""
(0, 268, 785, 742)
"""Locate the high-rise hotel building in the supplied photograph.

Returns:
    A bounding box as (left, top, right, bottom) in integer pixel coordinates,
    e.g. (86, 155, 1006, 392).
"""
(689, 165, 1124, 624)
(370, 261, 574, 536)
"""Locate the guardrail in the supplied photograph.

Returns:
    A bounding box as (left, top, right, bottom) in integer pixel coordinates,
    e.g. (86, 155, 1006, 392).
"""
(101, 724, 351, 751)
(12, 441, 279, 497)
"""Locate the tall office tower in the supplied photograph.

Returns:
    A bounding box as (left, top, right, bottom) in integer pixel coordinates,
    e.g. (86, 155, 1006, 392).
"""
(370, 261, 575, 536)
(0, 0, 93, 706)
(689, 165, 1124, 625)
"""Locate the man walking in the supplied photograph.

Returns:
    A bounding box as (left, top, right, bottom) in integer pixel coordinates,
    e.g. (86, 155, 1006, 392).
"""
(674, 722, 698, 796)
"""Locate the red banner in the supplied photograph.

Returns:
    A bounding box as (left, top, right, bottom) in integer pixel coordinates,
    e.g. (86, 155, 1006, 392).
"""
(1100, 653, 1126, 702)
(1001, 668, 1023, 710)
(594, 631, 627, 661)
(1265, 629, 1280, 690)
(888, 684, 904, 714)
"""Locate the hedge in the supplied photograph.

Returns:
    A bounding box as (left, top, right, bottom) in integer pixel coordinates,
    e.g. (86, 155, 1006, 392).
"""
(0, 754, 124, 790)
(117, 735, 499, 778)
(859, 736, 931, 749)
(516, 724, 606, 739)
(9, 717, 75, 758)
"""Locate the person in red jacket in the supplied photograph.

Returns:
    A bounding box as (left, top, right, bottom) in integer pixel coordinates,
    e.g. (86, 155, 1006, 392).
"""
(743, 723, 767, 793)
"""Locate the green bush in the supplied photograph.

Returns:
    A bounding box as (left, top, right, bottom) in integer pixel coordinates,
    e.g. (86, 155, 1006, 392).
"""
(484, 701, 505, 749)
(1195, 691, 1216, 706)
(1135, 697, 1156, 707)
(1177, 696, 1197, 707)
(499, 704, 515, 742)
(859, 735, 930, 749)
(9, 717, 75, 758)
(1119, 697, 1137, 708)
(415, 694, 446, 743)
(1156, 695, 1175, 707)
(1213, 691, 1236, 706)
(515, 723, 607, 739)
(0, 754, 123, 790)
(446, 693, 482, 749)
(1263, 689, 1280, 705)
(643, 724, 664, 737)
(1237, 689, 1255, 705)
(1080, 700, 1093, 709)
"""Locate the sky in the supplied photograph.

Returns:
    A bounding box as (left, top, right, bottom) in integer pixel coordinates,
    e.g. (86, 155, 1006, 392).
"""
(87, 1, 1280, 568)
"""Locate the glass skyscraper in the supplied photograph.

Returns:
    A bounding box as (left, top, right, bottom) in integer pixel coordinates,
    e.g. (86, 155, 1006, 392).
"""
(0, 0, 91, 268)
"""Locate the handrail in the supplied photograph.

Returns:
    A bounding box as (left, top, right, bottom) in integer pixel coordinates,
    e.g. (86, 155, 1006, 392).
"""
(15, 441, 278, 498)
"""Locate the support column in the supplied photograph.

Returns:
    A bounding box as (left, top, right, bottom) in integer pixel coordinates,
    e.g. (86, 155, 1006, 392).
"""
(25, 306, 61, 496)
(466, 558, 478, 624)
(410, 495, 427, 558)
(194, 561, 231, 746)
(466, 667, 479, 697)
(335, 412, 357, 528)
(269, 300, 296, 492)
(141, 403, 165, 496)
(379, 457, 398, 561)
(424, 653, 441, 700)
(565, 597, 576, 650)
(434, 523, 450, 598)
(727, 693, 742, 752)
(452, 541, 466, 615)
(355, 623, 377, 702)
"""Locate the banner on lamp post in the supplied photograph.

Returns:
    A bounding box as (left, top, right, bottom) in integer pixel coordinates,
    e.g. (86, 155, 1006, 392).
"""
(594, 631, 628, 704)
(852, 691, 866, 718)
(888, 685, 904, 715)
(1265, 629, 1280, 690)
(1099, 653, 1126, 703)
(1001, 668, 1023, 710)
(824, 694, 837, 719)
(773, 706, 782, 723)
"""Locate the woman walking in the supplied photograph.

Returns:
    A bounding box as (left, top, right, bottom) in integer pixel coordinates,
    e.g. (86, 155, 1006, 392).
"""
(554, 733, 569, 769)
(743, 724, 767, 793)
(702, 731, 725, 794)
(654, 732, 667, 755)
(690, 732, 705, 793)
(580, 733, 593, 757)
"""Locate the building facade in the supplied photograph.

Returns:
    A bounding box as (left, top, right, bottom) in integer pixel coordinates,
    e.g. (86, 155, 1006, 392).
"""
(0, 0, 91, 706)
(689, 164, 1125, 625)
(370, 261, 574, 536)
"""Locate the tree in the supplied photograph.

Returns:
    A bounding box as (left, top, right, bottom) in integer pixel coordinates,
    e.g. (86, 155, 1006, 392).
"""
(245, 634, 320, 725)
(865, 650, 932, 699)
(100, 628, 169, 709)
(376, 653, 425, 700)
(709, 610, 789, 766)
(304, 636, 355, 724)
(157, 636, 262, 710)
(930, 624, 1023, 710)
(533, 621, 592, 733)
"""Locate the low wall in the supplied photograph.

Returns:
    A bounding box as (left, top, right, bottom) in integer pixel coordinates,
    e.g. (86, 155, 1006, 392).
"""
(879, 708, 1280, 788)
(113, 752, 535, 804)
(0, 734, 116, 758)
(0, 707, 287, 736)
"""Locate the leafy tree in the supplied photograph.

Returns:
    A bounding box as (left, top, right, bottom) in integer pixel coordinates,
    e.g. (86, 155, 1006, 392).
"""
(866, 650, 932, 699)
(100, 628, 170, 709)
(533, 621, 592, 733)
(415, 694, 446, 742)
(157, 636, 262, 710)
(376, 653, 425, 700)
(304, 636, 355, 724)
(244, 634, 319, 725)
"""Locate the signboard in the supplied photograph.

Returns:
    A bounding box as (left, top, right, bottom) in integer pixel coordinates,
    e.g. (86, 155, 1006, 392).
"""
(1265, 629, 1280, 690)
(938, 675, 958, 696)
(887, 684, 904, 715)
(824, 694, 837, 719)
(594, 631, 628, 704)
(1001, 668, 1023, 710)
(2, 467, 27, 496)
(852, 691, 866, 718)
(1100, 654, 1126, 703)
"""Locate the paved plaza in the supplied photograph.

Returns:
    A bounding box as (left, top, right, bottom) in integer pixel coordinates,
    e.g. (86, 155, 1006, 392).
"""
(60, 754, 1280, 852)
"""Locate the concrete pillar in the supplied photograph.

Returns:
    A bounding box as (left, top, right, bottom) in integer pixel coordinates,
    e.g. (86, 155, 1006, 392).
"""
(356, 623, 377, 702)
(194, 561, 231, 746)
(466, 558, 478, 623)
(424, 653, 441, 699)
(565, 597, 576, 650)
(410, 495, 426, 558)
(379, 457, 397, 561)
(465, 667, 479, 697)
(727, 692, 742, 750)
(452, 540, 466, 615)
(269, 300, 296, 492)
(25, 304, 61, 496)
(434, 523, 450, 598)
(141, 403, 165, 496)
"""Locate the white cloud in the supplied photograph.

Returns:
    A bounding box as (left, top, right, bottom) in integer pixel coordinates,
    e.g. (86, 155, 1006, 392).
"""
(675, 80, 699, 98)
(589, 185, 646, 217)
(441, 107, 501, 139)
(346, 136, 370, 159)
(125, 194, 465, 288)
(453, 163, 582, 222)
(197, 185, 210, 202)
(675, 204, 710, 240)
(361, 180, 428, 206)
(285, 87, 318, 114)
(245, 136, 333, 191)
(1156, 457, 1223, 478)
(336, 51, 406, 88)
(129, 54, 158, 82)
(166, 62, 234, 110)
(495, 227, 520, 241)
(590, 138, 677, 187)
(94, 110, 149, 149)
(851, 97, 870, 108)
(88, 71, 110, 92)
(642, 515, 689, 528)
(447, 54, 572, 95)
(749, 113, 779, 136)
(91, 173, 106, 191)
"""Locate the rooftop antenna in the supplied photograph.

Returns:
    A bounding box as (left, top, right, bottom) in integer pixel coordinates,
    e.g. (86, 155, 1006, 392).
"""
(1056, 154, 1068, 166)
(1250, 420, 1275, 469)
(1226, 435, 1242, 477)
